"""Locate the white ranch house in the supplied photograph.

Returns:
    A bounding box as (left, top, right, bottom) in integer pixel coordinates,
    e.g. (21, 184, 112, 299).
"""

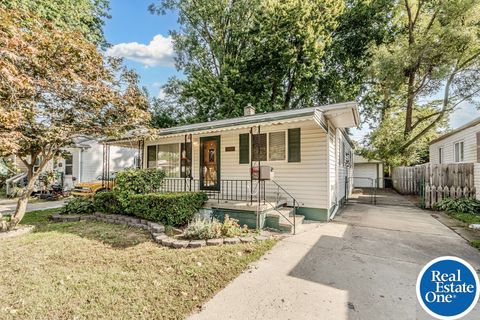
(107, 102, 359, 231)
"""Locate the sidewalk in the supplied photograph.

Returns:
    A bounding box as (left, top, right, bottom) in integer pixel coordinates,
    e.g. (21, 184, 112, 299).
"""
(0, 199, 65, 215)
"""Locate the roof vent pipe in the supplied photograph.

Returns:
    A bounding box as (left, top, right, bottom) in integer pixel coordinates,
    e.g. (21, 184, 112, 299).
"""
(244, 103, 255, 116)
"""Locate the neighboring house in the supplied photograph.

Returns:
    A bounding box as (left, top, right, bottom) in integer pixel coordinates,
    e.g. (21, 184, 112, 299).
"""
(353, 155, 385, 188)
(61, 136, 138, 189)
(5, 136, 137, 196)
(108, 102, 359, 226)
(429, 117, 480, 164)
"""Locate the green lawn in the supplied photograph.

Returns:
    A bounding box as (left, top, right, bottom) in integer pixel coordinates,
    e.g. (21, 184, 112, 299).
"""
(0, 209, 276, 319)
(446, 211, 480, 225)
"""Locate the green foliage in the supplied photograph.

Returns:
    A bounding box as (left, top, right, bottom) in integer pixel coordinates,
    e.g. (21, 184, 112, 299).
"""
(183, 218, 222, 240)
(435, 197, 480, 215)
(221, 215, 248, 238)
(60, 197, 95, 215)
(361, 0, 480, 165)
(127, 192, 208, 226)
(317, 0, 397, 103)
(1, 0, 111, 47)
(359, 108, 446, 167)
(93, 191, 124, 215)
(150, 0, 346, 124)
(114, 169, 166, 194)
(184, 215, 248, 240)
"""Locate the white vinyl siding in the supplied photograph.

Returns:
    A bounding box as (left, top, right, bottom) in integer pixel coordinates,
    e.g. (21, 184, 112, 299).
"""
(429, 123, 480, 164)
(63, 140, 137, 189)
(145, 119, 330, 209)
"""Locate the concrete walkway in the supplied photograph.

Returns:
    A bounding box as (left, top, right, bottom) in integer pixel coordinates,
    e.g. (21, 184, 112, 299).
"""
(0, 199, 65, 215)
(189, 201, 480, 320)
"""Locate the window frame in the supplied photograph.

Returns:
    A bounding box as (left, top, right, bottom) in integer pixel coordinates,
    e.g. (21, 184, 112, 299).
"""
(454, 141, 464, 162)
(245, 130, 289, 164)
(157, 143, 181, 178)
(146, 142, 193, 178)
(64, 153, 73, 175)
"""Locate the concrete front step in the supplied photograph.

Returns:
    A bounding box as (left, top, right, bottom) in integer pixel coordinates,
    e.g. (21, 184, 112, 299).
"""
(266, 207, 305, 233)
(279, 214, 305, 233)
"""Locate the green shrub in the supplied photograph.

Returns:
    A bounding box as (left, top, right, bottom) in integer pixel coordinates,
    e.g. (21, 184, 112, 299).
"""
(60, 197, 95, 215)
(127, 192, 208, 226)
(183, 218, 222, 240)
(183, 215, 248, 240)
(114, 168, 166, 194)
(93, 191, 124, 215)
(435, 197, 480, 215)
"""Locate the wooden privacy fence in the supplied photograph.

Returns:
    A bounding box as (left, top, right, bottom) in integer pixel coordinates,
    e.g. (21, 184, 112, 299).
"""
(392, 163, 476, 208)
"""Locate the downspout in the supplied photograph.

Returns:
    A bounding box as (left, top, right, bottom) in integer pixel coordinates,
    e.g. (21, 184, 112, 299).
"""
(326, 122, 332, 221)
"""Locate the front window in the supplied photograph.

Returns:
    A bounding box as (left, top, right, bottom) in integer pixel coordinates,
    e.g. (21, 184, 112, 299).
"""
(454, 141, 464, 162)
(65, 153, 73, 175)
(438, 147, 443, 164)
(268, 131, 286, 161)
(157, 143, 180, 177)
(147, 145, 157, 168)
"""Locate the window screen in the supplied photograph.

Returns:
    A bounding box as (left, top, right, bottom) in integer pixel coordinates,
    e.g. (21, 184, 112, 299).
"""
(251, 133, 267, 161)
(158, 143, 180, 177)
(269, 131, 285, 161)
(65, 153, 73, 175)
(147, 145, 156, 168)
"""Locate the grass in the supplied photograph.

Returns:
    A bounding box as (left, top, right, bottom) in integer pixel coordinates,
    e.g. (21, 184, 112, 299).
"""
(1, 209, 276, 319)
(471, 240, 480, 250)
(446, 211, 480, 225)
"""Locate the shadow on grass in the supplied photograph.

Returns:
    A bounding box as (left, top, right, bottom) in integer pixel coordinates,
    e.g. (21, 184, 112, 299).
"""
(19, 208, 153, 248)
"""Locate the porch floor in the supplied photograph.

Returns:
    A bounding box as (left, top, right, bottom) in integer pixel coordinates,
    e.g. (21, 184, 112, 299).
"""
(204, 198, 287, 212)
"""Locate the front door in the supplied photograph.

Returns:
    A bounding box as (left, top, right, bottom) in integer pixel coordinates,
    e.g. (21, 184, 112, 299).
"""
(200, 136, 220, 190)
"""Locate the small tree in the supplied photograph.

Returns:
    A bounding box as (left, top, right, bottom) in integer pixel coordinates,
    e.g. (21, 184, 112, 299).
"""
(0, 9, 150, 230)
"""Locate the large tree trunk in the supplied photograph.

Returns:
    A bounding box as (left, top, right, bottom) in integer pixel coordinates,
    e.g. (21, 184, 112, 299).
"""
(7, 169, 38, 229)
(404, 71, 415, 137)
(7, 155, 49, 230)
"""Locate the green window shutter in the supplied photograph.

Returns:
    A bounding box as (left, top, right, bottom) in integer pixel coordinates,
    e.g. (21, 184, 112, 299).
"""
(239, 133, 250, 164)
(288, 128, 301, 162)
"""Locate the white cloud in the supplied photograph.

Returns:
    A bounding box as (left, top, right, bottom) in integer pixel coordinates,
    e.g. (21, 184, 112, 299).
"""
(107, 34, 175, 67)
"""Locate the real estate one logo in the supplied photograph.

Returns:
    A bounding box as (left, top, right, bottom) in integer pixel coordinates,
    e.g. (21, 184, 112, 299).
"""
(416, 256, 479, 319)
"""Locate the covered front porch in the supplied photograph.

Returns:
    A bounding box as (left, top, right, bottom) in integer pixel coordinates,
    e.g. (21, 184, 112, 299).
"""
(102, 102, 359, 231)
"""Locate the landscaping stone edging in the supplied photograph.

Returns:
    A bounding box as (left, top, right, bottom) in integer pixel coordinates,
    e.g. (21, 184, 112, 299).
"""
(0, 225, 35, 239)
(51, 213, 271, 249)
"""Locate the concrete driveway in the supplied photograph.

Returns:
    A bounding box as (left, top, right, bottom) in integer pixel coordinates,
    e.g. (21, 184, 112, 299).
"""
(189, 196, 480, 319)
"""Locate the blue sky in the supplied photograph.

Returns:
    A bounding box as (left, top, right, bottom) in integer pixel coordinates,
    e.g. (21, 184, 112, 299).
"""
(104, 0, 480, 139)
(104, 0, 180, 98)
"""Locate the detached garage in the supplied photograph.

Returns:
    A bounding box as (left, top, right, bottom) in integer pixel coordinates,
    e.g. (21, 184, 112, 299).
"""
(353, 155, 384, 188)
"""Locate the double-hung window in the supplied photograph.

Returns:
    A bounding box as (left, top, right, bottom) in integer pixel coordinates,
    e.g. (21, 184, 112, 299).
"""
(454, 141, 464, 162)
(242, 129, 300, 163)
(65, 153, 73, 175)
(146, 144, 181, 177)
(157, 143, 180, 177)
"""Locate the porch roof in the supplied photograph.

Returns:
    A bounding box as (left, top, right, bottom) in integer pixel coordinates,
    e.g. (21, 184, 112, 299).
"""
(104, 101, 359, 146)
(157, 101, 358, 137)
